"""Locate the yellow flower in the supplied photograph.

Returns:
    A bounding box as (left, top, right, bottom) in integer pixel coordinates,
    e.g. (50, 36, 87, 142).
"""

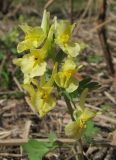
(17, 10, 53, 53)
(23, 77, 56, 118)
(13, 47, 47, 84)
(55, 20, 72, 45)
(65, 120, 85, 140)
(65, 89, 96, 139)
(55, 20, 81, 57)
(17, 24, 46, 53)
(65, 108, 95, 139)
(54, 58, 79, 93)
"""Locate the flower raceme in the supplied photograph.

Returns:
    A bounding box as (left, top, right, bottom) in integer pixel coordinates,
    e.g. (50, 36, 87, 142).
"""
(13, 10, 84, 118)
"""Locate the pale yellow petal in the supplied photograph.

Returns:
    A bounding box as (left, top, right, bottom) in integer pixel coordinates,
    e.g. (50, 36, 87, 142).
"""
(66, 78, 79, 93)
(62, 58, 76, 71)
(66, 43, 80, 57)
(17, 40, 32, 53)
(30, 62, 47, 77)
(65, 121, 85, 139)
(81, 108, 96, 122)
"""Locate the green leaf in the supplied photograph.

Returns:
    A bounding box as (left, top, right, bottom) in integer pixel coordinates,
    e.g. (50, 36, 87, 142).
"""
(1, 70, 9, 84)
(48, 132, 57, 143)
(78, 77, 100, 93)
(23, 140, 49, 160)
(69, 77, 100, 98)
(87, 54, 101, 64)
(55, 49, 66, 63)
(101, 104, 111, 113)
(23, 138, 58, 160)
(83, 121, 99, 143)
(0, 52, 4, 60)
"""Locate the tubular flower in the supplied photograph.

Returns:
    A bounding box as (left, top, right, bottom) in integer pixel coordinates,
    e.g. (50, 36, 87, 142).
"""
(65, 108, 95, 139)
(17, 10, 51, 53)
(23, 77, 56, 118)
(13, 47, 48, 84)
(54, 58, 79, 93)
(65, 89, 96, 139)
(17, 24, 46, 53)
(55, 20, 80, 57)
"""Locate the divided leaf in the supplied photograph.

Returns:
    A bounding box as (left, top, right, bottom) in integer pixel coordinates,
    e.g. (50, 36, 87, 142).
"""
(23, 135, 58, 160)
(69, 77, 100, 99)
(83, 121, 99, 143)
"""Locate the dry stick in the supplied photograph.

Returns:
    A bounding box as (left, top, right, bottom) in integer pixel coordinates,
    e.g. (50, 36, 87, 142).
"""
(0, 153, 22, 158)
(69, 0, 73, 23)
(22, 120, 32, 139)
(91, 16, 115, 33)
(1, 138, 115, 147)
(97, 0, 115, 75)
(44, 0, 55, 9)
(74, 0, 92, 32)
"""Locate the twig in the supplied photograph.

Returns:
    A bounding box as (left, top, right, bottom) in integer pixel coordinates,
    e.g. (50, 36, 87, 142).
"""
(104, 91, 116, 104)
(0, 138, 116, 147)
(90, 17, 115, 33)
(69, 0, 73, 23)
(44, 0, 55, 9)
(22, 120, 31, 139)
(95, 114, 116, 125)
(0, 90, 23, 95)
(13, 77, 23, 92)
(0, 153, 22, 158)
(74, 0, 92, 32)
(78, 139, 84, 160)
(97, 0, 115, 75)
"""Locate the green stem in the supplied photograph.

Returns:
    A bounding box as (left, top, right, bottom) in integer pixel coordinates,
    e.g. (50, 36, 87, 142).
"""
(64, 95, 74, 121)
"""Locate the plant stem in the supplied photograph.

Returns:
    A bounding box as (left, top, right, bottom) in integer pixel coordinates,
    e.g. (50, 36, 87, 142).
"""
(64, 95, 85, 160)
(64, 95, 74, 121)
(78, 139, 84, 160)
